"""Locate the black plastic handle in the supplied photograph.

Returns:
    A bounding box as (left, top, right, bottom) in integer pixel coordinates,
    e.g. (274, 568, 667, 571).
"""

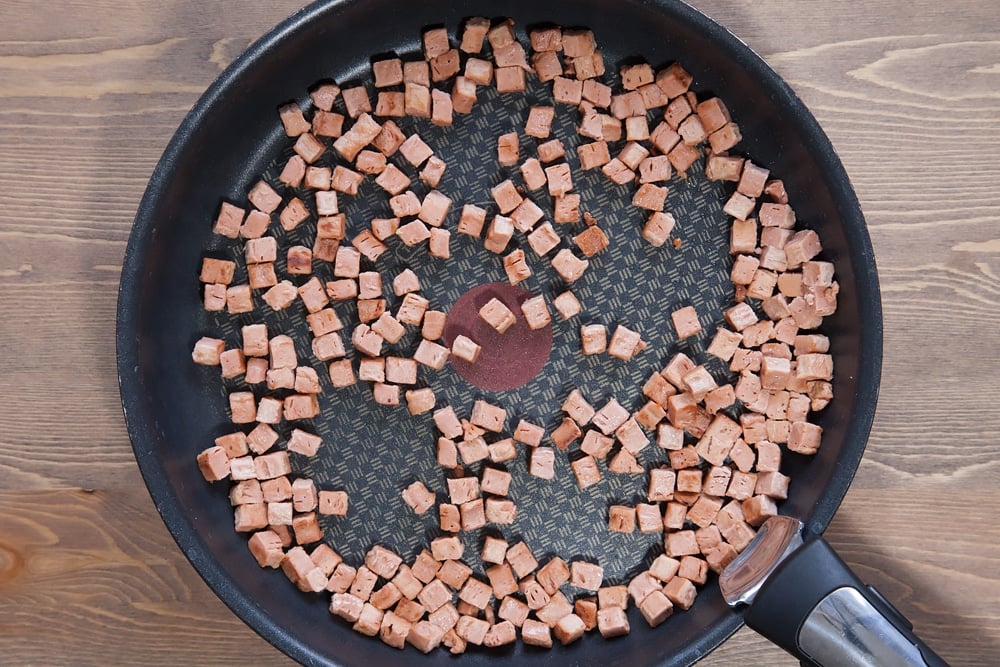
(744, 534, 949, 667)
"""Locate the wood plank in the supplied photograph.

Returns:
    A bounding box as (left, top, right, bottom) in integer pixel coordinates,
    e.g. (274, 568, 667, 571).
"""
(0, 0, 997, 665)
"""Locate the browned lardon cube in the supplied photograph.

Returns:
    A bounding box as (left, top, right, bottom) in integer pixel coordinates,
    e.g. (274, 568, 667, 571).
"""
(639, 590, 674, 628)
(197, 446, 230, 482)
(372, 382, 400, 406)
(461, 57, 492, 86)
(737, 161, 770, 198)
(550, 417, 581, 450)
(518, 295, 550, 331)
(409, 340, 447, 372)
(609, 450, 643, 474)
(664, 95, 692, 129)
(481, 214, 512, 254)
(437, 438, 458, 468)
(522, 105, 554, 139)
(788, 420, 823, 455)
(569, 226, 607, 260)
(508, 421, 543, 449)
(635, 155, 671, 185)
(705, 154, 744, 182)
(311, 110, 344, 141)
(743, 494, 778, 527)
(478, 297, 516, 334)
(551, 248, 589, 283)
(485, 563, 519, 600)
(503, 249, 532, 285)
(663, 576, 697, 611)
(696, 97, 731, 133)
(544, 163, 573, 197)
(550, 75, 581, 105)
(601, 157, 634, 185)
(240, 209, 271, 240)
(283, 428, 320, 457)
(333, 113, 382, 162)
(404, 387, 437, 415)
(495, 66, 526, 93)
(590, 398, 628, 436)
(277, 102, 310, 137)
(555, 390, 592, 428)
(597, 606, 630, 638)
(514, 159, 545, 194)
(470, 399, 506, 433)
(639, 83, 670, 111)
(510, 197, 544, 232)
(490, 179, 523, 214)
(478, 467, 511, 497)
(234, 502, 268, 533)
(403, 82, 431, 118)
(455, 614, 489, 647)
(537, 293, 578, 326)
(515, 618, 550, 648)
(667, 141, 701, 173)
(434, 406, 462, 438)
(290, 478, 318, 513)
(497, 596, 529, 630)
(616, 417, 650, 454)
(678, 113, 708, 145)
(568, 139, 608, 173)
(407, 620, 446, 654)
(637, 210, 675, 248)
(484, 497, 516, 524)
(330, 165, 363, 196)
(709, 121, 743, 153)
(632, 182, 671, 215)
(191, 337, 225, 367)
(586, 109, 613, 140)
(607, 324, 643, 361)
(553, 193, 581, 223)
(610, 143, 645, 174)
(458, 576, 493, 611)
(635, 400, 666, 430)
(227, 390, 256, 424)
(579, 323, 607, 356)
(430, 49, 460, 83)
(549, 613, 584, 646)
(258, 280, 298, 312)
(723, 192, 756, 221)
(563, 454, 599, 488)
(247, 180, 281, 215)
(608, 505, 635, 533)
(341, 85, 372, 119)
(723, 302, 758, 332)
(494, 131, 520, 167)
(646, 123, 680, 161)
(523, 222, 558, 258)
(665, 530, 700, 559)
(575, 599, 599, 632)
(401, 480, 436, 515)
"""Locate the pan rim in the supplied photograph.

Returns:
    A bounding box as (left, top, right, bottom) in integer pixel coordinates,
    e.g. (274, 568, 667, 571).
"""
(115, 0, 883, 665)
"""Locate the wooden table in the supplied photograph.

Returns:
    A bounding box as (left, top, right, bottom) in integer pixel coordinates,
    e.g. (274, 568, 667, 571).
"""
(1, 1, 997, 664)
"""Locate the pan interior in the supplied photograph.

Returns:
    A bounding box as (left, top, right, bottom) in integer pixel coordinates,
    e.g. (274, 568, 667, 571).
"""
(118, 1, 880, 666)
(206, 72, 735, 581)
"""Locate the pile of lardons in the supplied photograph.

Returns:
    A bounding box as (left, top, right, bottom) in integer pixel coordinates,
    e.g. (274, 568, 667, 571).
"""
(192, 15, 837, 655)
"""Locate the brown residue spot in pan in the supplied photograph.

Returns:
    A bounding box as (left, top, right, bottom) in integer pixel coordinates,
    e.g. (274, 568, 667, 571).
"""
(443, 282, 552, 392)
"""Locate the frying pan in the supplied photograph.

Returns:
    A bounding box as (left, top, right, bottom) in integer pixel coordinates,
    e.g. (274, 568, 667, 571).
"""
(116, 0, 944, 664)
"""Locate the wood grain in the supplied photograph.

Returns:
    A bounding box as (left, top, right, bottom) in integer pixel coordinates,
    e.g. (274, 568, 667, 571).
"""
(0, 1, 998, 665)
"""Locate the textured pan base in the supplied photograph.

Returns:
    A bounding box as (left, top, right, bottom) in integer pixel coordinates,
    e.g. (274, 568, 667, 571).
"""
(202, 75, 732, 583)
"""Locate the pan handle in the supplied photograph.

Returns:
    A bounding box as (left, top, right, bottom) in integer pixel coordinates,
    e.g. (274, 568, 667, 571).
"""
(720, 516, 949, 667)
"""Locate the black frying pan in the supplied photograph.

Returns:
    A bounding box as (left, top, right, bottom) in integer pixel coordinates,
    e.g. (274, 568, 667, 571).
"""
(115, 0, 934, 664)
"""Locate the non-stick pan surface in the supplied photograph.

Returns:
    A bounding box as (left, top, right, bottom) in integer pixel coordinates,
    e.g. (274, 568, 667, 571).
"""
(117, 1, 882, 665)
